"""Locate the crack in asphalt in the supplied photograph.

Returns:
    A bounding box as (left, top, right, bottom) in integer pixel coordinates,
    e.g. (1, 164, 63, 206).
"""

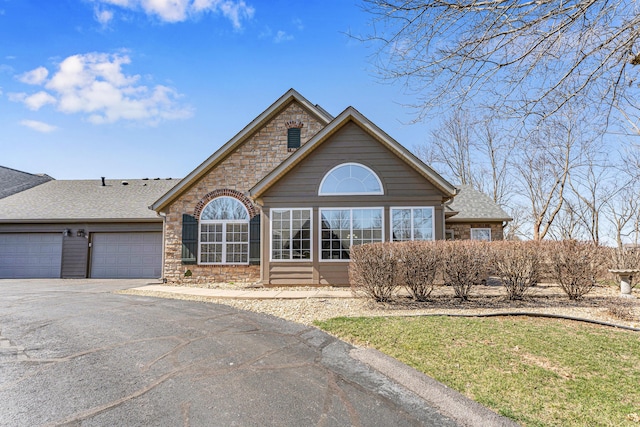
(0, 282, 461, 427)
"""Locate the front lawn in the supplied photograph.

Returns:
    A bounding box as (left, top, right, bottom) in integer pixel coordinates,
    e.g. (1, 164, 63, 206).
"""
(315, 316, 640, 426)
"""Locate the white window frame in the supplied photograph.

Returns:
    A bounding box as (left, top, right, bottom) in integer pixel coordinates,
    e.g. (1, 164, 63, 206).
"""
(270, 208, 313, 262)
(390, 207, 436, 242)
(470, 228, 492, 241)
(198, 197, 250, 265)
(318, 163, 384, 196)
(319, 207, 385, 262)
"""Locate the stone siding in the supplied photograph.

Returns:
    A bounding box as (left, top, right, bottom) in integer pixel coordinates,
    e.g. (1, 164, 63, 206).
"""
(163, 101, 326, 284)
(446, 222, 505, 241)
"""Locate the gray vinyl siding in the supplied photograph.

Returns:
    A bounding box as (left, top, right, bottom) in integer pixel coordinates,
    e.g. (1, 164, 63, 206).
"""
(268, 264, 314, 285)
(61, 235, 89, 278)
(260, 121, 449, 286)
(264, 122, 445, 201)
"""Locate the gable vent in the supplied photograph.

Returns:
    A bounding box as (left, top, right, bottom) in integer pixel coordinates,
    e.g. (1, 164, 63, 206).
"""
(285, 120, 304, 151)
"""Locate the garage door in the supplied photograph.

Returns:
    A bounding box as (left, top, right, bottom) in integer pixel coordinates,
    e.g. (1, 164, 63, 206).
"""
(0, 233, 63, 278)
(90, 233, 162, 279)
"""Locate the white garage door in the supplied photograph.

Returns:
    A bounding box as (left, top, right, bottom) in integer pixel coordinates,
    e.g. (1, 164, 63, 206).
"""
(91, 232, 162, 279)
(0, 233, 63, 278)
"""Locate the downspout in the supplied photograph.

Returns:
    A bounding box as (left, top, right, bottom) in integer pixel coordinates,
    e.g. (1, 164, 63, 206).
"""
(442, 188, 459, 240)
(157, 210, 167, 283)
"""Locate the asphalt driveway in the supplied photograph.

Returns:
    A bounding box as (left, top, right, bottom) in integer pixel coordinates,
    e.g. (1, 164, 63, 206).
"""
(0, 279, 462, 426)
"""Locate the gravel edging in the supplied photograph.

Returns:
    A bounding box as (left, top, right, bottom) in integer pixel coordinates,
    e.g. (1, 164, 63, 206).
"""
(118, 287, 640, 331)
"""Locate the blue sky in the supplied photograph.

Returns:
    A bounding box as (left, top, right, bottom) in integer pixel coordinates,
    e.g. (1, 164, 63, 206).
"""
(1, 0, 429, 180)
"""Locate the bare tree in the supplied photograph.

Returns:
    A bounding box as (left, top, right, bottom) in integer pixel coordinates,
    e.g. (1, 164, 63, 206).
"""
(605, 185, 640, 249)
(361, 0, 640, 129)
(563, 146, 619, 245)
(475, 118, 513, 207)
(546, 201, 583, 241)
(517, 111, 590, 241)
(415, 109, 478, 187)
(416, 110, 513, 206)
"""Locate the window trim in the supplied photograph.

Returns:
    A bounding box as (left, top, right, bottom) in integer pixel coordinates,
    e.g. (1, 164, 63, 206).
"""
(269, 208, 313, 263)
(390, 206, 436, 242)
(445, 229, 454, 241)
(470, 227, 492, 241)
(318, 163, 384, 196)
(319, 207, 385, 263)
(198, 197, 250, 265)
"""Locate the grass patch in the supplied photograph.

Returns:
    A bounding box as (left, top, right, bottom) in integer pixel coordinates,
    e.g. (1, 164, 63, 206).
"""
(315, 316, 640, 426)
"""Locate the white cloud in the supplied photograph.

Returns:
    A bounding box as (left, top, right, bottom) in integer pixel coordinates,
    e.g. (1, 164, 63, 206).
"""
(23, 91, 57, 110)
(93, 0, 254, 28)
(20, 120, 58, 133)
(95, 7, 114, 25)
(217, 0, 254, 29)
(274, 30, 293, 43)
(18, 66, 49, 85)
(11, 52, 193, 125)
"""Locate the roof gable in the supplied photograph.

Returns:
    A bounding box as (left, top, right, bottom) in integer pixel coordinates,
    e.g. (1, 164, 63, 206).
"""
(0, 165, 53, 199)
(447, 185, 512, 222)
(151, 89, 333, 212)
(250, 107, 457, 199)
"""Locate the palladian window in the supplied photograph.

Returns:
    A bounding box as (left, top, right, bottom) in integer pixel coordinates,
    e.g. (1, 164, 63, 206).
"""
(199, 197, 249, 264)
(319, 163, 383, 195)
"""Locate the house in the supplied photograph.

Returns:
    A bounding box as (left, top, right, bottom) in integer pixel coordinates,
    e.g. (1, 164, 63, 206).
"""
(0, 178, 176, 279)
(445, 185, 512, 241)
(150, 89, 510, 286)
(0, 166, 53, 199)
(0, 90, 510, 282)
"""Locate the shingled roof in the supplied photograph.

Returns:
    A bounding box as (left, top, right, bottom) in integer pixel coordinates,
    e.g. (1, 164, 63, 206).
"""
(0, 166, 53, 199)
(0, 179, 178, 222)
(447, 185, 512, 222)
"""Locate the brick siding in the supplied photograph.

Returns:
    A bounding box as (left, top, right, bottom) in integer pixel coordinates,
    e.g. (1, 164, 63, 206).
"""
(446, 222, 505, 241)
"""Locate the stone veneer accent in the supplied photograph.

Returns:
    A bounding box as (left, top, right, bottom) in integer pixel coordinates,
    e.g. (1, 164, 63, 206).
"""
(447, 222, 505, 241)
(162, 101, 326, 284)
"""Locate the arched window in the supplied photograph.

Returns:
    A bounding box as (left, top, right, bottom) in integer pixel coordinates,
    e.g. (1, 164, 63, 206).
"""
(199, 197, 249, 264)
(319, 163, 383, 195)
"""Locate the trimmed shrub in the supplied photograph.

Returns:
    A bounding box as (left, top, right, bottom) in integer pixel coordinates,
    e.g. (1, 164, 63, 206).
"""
(397, 241, 441, 301)
(546, 240, 606, 300)
(492, 241, 541, 300)
(441, 240, 491, 301)
(349, 242, 398, 302)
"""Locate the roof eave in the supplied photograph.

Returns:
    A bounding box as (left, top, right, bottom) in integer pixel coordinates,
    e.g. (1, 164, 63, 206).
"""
(0, 218, 163, 224)
(446, 217, 513, 223)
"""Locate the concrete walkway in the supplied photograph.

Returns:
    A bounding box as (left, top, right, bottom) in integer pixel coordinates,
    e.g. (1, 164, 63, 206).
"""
(134, 284, 354, 299)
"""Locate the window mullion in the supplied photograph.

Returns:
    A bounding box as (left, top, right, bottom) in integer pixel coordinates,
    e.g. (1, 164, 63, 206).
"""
(349, 209, 354, 248)
(221, 222, 227, 263)
(288, 210, 294, 260)
(410, 209, 415, 240)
